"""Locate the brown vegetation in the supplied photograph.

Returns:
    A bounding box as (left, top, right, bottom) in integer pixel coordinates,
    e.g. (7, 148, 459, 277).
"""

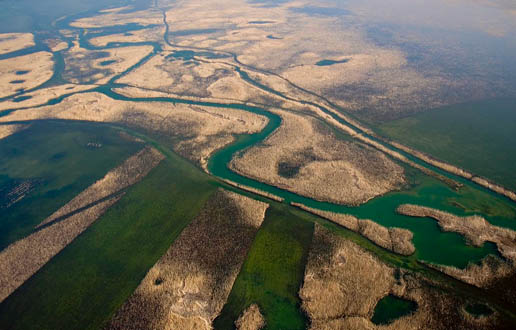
(230, 110, 405, 206)
(0, 33, 35, 55)
(0, 147, 164, 303)
(300, 225, 503, 330)
(291, 203, 415, 255)
(0, 92, 267, 169)
(235, 304, 265, 330)
(0, 124, 28, 140)
(88, 26, 166, 47)
(70, 6, 163, 28)
(397, 204, 516, 286)
(105, 189, 268, 330)
(0, 84, 95, 111)
(62, 43, 153, 84)
(0, 51, 54, 98)
(300, 225, 396, 321)
(156, 0, 493, 120)
(424, 256, 514, 288)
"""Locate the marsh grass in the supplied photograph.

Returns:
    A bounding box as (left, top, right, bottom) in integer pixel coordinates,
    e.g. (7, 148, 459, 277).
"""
(213, 206, 314, 330)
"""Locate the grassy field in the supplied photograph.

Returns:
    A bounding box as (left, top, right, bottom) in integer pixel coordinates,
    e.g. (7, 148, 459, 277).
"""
(0, 139, 218, 330)
(213, 206, 314, 330)
(377, 98, 516, 191)
(0, 120, 142, 250)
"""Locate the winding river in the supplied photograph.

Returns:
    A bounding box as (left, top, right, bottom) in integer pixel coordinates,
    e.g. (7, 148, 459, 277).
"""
(1, 3, 516, 271)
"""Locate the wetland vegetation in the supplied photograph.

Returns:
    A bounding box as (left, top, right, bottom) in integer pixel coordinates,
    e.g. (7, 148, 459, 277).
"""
(1, 0, 516, 329)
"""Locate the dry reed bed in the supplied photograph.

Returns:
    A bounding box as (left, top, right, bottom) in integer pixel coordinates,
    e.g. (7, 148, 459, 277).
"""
(62, 43, 154, 84)
(397, 204, 516, 287)
(117, 52, 275, 105)
(156, 0, 499, 195)
(291, 203, 415, 255)
(78, 2, 466, 196)
(235, 304, 265, 330)
(221, 179, 284, 203)
(0, 84, 95, 112)
(230, 110, 405, 206)
(300, 225, 396, 323)
(0, 92, 267, 169)
(0, 147, 164, 302)
(105, 189, 268, 330)
(0, 51, 54, 98)
(159, 0, 481, 119)
(88, 25, 166, 47)
(0, 124, 29, 140)
(0, 33, 35, 55)
(70, 6, 163, 28)
(301, 225, 500, 330)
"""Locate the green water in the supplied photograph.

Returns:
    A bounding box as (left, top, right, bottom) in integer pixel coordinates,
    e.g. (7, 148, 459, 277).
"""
(371, 295, 417, 325)
(0, 121, 142, 250)
(465, 303, 493, 318)
(315, 58, 350, 66)
(378, 98, 516, 191)
(165, 50, 230, 61)
(99, 60, 117, 66)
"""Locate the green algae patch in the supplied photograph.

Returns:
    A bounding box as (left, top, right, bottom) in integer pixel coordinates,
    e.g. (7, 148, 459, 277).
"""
(213, 206, 314, 330)
(371, 295, 417, 325)
(0, 120, 142, 251)
(378, 98, 516, 191)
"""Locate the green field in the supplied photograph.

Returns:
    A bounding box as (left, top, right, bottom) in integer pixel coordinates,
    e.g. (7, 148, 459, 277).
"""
(214, 206, 313, 330)
(377, 98, 516, 191)
(0, 121, 142, 250)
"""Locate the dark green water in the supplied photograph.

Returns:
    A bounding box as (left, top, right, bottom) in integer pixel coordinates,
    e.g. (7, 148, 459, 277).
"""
(465, 303, 493, 318)
(0, 121, 142, 250)
(99, 60, 117, 66)
(315, 58, 350, 66)
(371, 295, 417, 325)
(378, 98, 516, 191)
